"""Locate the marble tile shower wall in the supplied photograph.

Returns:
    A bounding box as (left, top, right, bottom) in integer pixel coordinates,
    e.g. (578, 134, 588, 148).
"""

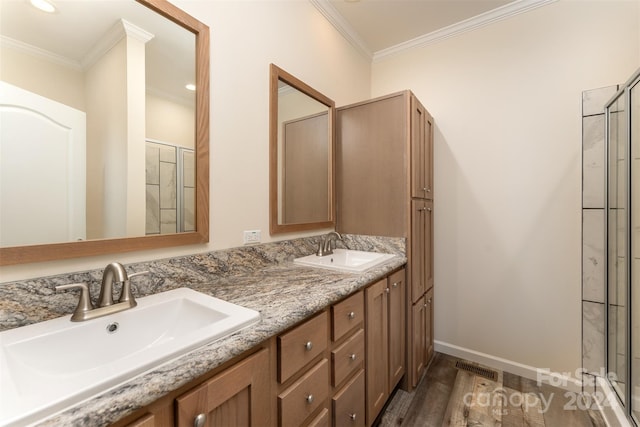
(582, 85, 619, 381)
(0, 234, 405, 332)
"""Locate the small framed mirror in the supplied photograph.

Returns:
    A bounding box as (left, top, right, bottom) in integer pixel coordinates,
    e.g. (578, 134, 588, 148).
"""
(269, 64, 335, 234)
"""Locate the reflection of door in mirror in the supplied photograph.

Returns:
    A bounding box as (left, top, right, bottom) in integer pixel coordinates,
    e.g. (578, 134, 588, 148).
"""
(282, 111, 329, 224)
(0, 81, 86, 246)
(145, 141, 195, 235)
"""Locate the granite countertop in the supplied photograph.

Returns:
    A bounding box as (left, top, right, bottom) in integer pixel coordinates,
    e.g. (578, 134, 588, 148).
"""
(0, 235, 406, 427)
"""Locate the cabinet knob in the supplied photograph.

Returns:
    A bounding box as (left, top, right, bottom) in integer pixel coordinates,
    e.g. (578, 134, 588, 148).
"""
(427, 207, 432, 212)
(306, 394, 314, 404)
(427, 298, 432, 304)
(427, 188, 431, 193)
(349, 413, 357, 421)
(385, 288, 390, 293)
(304, 341, 313, 351)
(392, 282, 398, 288)
(348, 311, 356, 319)
(422, 187, 427, 192)
(349, 353, 357, 361)
(194, 413, 207, 427)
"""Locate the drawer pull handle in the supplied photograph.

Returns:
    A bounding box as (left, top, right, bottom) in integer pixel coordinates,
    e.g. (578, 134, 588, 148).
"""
(194, 413, 207, 427)
(349, 413, 357, 421)
(306, 394, 314, 404)
(349, 353, 357, 361)
(304, 341, 313, 351)
(348, 311, 356, 319)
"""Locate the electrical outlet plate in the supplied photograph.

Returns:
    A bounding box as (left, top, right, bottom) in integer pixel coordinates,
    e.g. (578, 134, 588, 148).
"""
(243, 230, 261, 245)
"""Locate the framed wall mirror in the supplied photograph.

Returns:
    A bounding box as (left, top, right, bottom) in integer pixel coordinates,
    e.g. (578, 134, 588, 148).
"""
(269, 64, 335, 234)
(0, 0, 209, 266)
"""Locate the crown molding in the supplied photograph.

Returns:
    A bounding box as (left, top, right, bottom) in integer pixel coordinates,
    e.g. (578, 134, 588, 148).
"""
(310, 0, 556, 64)
(1, 19, 155, 72)
(1, 35, 82, 70)
(82, 18, 155, 69)
(374, 0, 557, 61)
(309, 0, 372, 60)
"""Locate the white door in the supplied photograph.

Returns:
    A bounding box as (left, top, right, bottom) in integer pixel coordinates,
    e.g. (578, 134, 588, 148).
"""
(0, 81, 86, 246)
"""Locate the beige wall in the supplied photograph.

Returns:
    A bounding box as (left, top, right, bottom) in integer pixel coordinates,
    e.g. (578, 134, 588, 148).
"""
(0, 45, 84, 110)
(371, 0, 639, 376)
(146, 93, 195, 149)
(1, 0, 371, 280)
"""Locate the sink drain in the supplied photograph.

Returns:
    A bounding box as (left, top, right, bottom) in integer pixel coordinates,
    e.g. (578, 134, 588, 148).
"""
(106, 322, 119, 334)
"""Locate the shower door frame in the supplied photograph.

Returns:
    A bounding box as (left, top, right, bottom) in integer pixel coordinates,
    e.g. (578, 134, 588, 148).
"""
(605, 68, 640, 425)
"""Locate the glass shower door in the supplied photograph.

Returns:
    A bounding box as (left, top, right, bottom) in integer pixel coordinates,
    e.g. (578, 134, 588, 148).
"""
(630, 76, 640, 422)
(608, 90, 628, 405)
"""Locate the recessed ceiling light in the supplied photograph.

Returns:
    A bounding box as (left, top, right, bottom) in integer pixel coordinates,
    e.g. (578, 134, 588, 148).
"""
(30, 0, 57, 13)
(185, 83, 196, 91)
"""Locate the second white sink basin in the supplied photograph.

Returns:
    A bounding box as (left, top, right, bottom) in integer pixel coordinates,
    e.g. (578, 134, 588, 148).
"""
(294, 248, 395, 272)
(0, 287, 260, 426)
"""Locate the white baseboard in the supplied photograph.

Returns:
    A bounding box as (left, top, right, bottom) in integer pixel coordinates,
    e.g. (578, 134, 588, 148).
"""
(434, 340, 582, 393)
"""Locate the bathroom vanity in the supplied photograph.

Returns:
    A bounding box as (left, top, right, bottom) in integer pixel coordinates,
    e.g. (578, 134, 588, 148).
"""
(0, 235, 410, 426)
(117, 266, 406, 427)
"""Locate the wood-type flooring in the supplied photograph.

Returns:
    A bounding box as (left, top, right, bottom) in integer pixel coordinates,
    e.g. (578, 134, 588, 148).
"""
(378, 353, 607, 427)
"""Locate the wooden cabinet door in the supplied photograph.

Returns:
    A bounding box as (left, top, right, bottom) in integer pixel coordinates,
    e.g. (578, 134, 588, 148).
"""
(411, 95, 427, 200)
(410, 95, 433, 200)
(425, 112, 434, 200)
(365, 279, 388, 426)
(410, 296, 427, 389)
(426, 288, 434, 363)
(411, 200, 427, 303)
(387, 269, 406, 391)
(175, 348, 270, 427)
(425, 200, 433, 291)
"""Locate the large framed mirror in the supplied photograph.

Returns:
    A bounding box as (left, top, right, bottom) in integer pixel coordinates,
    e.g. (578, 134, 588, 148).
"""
(0, 0, 209, 265)
(269, 64, 335, 234)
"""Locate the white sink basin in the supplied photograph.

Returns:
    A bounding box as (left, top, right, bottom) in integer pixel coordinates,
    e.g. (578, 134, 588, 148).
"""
(0, 287, 260, 426)
(294, 248, 395, 272)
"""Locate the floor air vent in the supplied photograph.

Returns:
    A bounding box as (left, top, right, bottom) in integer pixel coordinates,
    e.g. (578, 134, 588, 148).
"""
(455, 361, 499, 381)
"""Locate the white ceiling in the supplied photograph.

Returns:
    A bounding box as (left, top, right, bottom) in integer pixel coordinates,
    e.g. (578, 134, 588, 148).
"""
(312, 0, 554, 59)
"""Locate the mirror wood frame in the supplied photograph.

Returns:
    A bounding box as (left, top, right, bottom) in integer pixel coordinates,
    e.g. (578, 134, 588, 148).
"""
(0, 0, 210, 266)
(269, 64, 335, 235)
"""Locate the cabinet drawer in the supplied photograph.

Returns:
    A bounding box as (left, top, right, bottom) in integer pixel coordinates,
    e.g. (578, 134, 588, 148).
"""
(278, 359, 329, 427)
(332, 291, 363, 342)
(307, 408, 329, 427)
(332, 369, 365, 427)
(331, 328, 364, 387)
(278, 311, 328, 383)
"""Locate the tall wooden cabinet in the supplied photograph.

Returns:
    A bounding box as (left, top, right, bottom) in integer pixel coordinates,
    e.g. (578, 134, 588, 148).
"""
(337, 91, 434, 391)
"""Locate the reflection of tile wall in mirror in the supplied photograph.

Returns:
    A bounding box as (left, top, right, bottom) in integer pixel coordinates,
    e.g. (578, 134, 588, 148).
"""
(183, 150, 196, 232)
(145, 142, 196, 235)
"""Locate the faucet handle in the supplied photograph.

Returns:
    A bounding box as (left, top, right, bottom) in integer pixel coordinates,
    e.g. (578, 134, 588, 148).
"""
(128, 271, 149, 280)
(55, 283, 94, 322)
(118, 270, 149, 304)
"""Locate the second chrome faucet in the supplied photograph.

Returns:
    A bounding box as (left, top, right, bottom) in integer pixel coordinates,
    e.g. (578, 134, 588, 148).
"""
(56, 262, 148, 322)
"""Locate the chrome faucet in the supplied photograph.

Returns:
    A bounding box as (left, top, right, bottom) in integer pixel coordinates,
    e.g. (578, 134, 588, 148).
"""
(317, 231, 343, 256)
(56, 262, 148, 322)
(98, 262, 129, 306)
